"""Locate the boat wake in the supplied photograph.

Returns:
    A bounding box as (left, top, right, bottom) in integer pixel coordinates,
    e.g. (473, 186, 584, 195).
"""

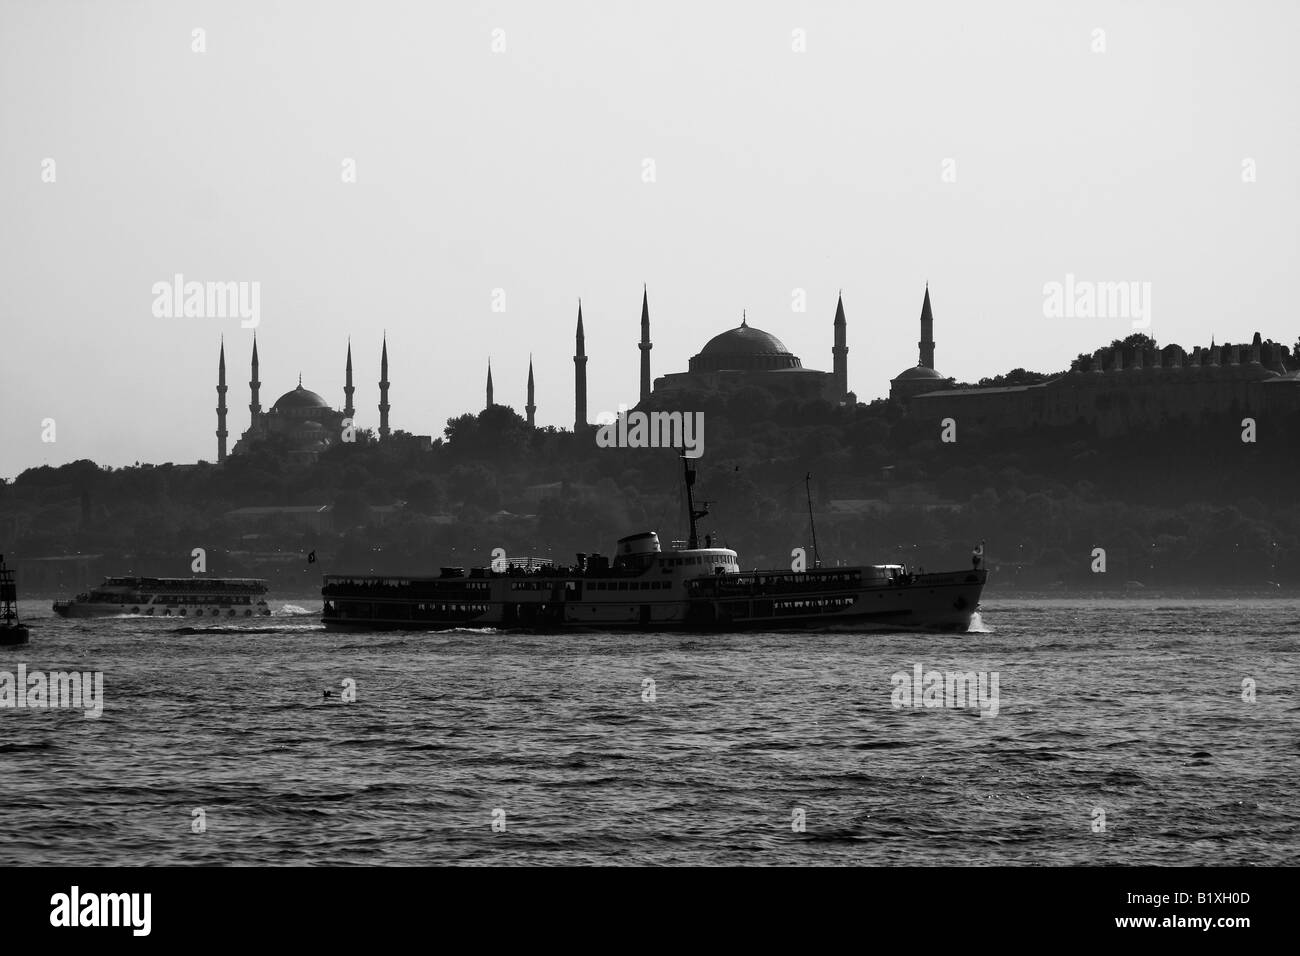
(170, 624, 323, 635)
(967, 611, 992, 634)
(275, 604, 316, 616)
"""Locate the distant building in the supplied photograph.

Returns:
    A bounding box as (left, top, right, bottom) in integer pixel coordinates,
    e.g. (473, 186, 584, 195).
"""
(231, 378, 347, 464)
(896, 310, 1300, 434)
(649, 296, 853, 404)
(890, 285, 953, 402)
(219, 336, 397, 464)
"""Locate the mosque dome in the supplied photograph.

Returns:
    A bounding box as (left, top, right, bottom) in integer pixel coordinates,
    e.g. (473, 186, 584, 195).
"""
(271, 383, 330, 414)
(690, 318, 803, 372)
(892, 365, 946, 382)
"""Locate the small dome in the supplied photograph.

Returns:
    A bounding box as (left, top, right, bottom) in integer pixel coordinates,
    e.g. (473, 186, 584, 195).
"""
(893, 365, 946, 381)
(271, 384, 330, 412)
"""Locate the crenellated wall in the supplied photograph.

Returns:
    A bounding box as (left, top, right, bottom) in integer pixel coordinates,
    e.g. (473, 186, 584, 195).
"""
(909, 335, 1299, 435)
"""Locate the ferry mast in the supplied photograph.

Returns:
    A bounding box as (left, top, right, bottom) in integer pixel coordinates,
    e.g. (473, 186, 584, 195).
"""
(682, 457, 710, 550)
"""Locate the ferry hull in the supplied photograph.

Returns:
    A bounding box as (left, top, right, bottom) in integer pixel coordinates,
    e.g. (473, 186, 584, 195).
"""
(321, 569, 986, 634)
(52, 606, 270, 621)
(53, 602, 270, 620)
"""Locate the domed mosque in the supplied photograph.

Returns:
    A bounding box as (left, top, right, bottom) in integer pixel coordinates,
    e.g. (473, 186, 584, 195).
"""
(889, 284, 953, 401)
(219, 333, 395, 464)
(649, 297, 852, 404)
(243, 378, 340, 458)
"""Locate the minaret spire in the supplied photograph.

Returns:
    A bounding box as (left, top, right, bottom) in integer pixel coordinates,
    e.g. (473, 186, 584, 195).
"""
(216, 337, 229, 463)
(526, 355, 536, 427)
(918, 285, 935, 369)
(574, 299, 588, 432)
(343, 338, 355, 421)
(832, 292, 848, 400)
(378, 332, 391, 439)
(638, 284, 652, 404)
(248, 332, 261, 427)
(486, 359, 494, 409)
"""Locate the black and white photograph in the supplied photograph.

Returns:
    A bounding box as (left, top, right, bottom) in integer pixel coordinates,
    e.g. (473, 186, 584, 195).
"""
(0, 0, 1293, 938)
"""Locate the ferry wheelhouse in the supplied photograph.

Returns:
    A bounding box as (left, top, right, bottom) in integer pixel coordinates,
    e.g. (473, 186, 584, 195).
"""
(52, 577, 271, 619)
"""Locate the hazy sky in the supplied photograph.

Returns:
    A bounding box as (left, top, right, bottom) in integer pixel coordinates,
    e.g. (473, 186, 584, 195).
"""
(1, 0, 1296, 478)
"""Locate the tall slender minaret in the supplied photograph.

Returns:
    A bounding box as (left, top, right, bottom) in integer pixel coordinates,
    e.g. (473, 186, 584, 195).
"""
(248, 333, 262, 427)
(918, 284, 935, 369)
(574, 300, 588, 432)
(525, 356, 536, 427)
(343, 339, 355, 421)
(638, 285, 652, 404)
(832, 291, 848, 399)
(216, 338, 228, 463)
(486, 359, 494, 409)
(378, 333, 391, 439)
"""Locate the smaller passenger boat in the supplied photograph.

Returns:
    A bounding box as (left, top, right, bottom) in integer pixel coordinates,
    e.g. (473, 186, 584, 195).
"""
(52, 576, 271, 619)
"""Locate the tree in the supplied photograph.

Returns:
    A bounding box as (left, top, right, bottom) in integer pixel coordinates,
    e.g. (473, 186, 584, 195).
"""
(1111, 332, 1157, 350)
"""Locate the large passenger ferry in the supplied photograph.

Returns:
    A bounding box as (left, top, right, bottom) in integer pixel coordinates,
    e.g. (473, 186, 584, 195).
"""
(321, 462, 986, 633)
(52, 577, 271, 619)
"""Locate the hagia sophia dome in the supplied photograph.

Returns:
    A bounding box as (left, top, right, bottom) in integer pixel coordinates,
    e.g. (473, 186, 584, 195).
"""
(651, 309, 844, 402)
(689, 319, 804, 373)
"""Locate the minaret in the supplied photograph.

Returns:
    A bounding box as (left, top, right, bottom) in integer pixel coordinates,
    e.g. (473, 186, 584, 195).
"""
(526, 356, 536, 427)
(832, 292, 848, 399)
(918, 284, 935, 369)
(343, 339, 355, 421)
(248, 333, 262, 427)
(378, 333, 391, 439)
(216, 338, 229, 463)
(639, 285, 652, 404)
(486, 359, 494, 409)
(574, 300, 588, 432)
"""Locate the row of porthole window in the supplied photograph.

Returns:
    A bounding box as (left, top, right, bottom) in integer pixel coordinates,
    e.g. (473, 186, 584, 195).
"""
(128, 606, 259, 617)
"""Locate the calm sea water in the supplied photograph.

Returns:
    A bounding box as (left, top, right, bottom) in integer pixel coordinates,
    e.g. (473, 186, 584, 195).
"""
(1, 597, 1297, 865)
